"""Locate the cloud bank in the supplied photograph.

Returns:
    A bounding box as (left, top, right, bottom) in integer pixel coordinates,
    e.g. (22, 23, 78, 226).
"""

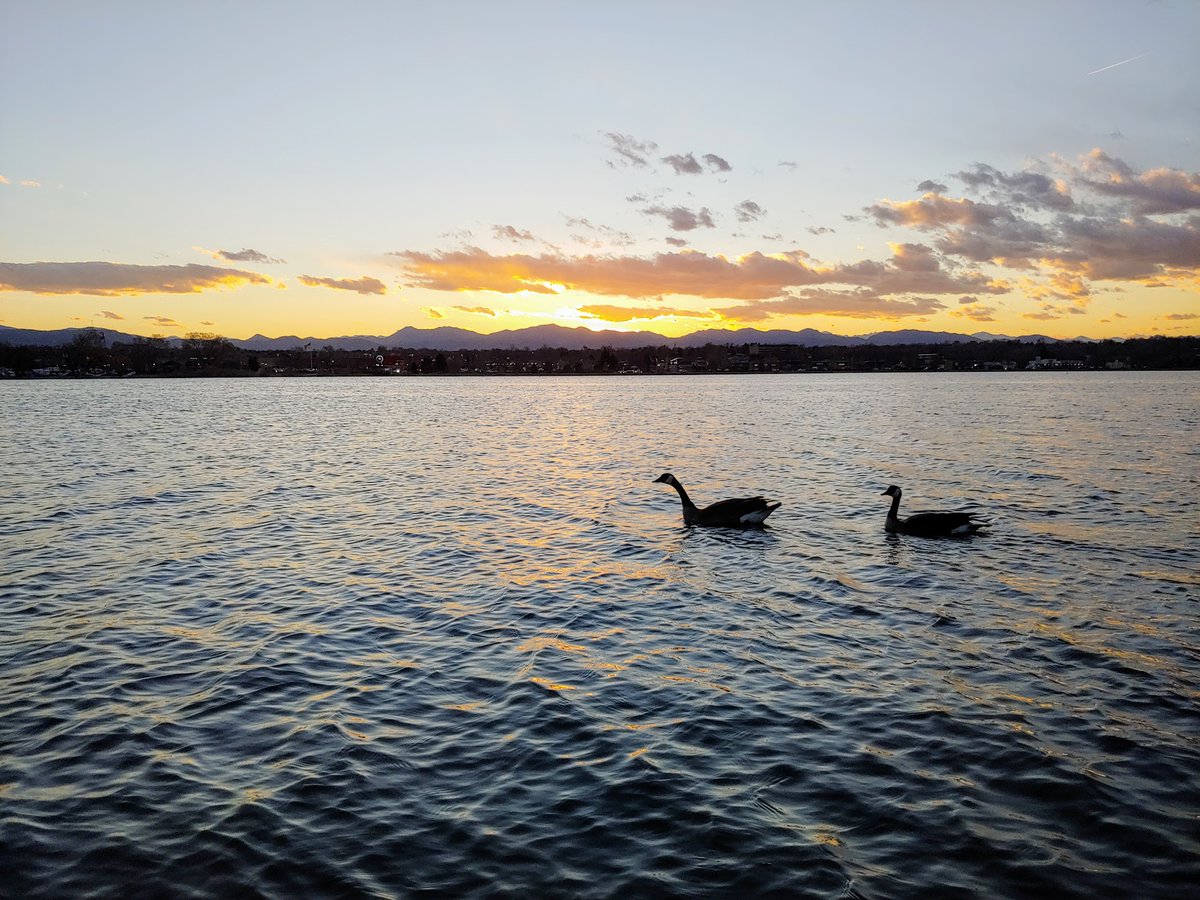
(867, 150, 1200, 297)
(388, 150, 1195, 327)
(390, 245, 999, 310)
(0, 262, 272, 296)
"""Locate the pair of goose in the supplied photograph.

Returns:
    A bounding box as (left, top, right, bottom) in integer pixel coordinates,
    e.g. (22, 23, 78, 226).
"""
(653, 473, 984, 536)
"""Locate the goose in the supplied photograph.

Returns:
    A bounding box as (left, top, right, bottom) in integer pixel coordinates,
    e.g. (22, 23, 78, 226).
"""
(882, 484, 984, 536)
(653, 473, 780, 527)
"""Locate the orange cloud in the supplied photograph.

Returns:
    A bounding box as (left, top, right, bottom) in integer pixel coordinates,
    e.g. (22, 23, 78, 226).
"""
(868, 194, 1013, 229)
(715, 290, 945, 322)
(950, 303, 999, 322)
(0, 261, 272, 296)
(389, 246, 993, 301)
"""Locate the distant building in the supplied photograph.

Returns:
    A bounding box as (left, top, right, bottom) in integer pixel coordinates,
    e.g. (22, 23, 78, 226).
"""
(1027, 356, 1086, 370)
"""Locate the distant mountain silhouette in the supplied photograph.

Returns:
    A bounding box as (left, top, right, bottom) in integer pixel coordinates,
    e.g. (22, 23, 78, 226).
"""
(0, 322, 1082, 351)
(0, 325, 182, 348)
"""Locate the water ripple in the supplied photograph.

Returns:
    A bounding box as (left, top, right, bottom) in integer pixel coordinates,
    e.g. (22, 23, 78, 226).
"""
(1, 374, 1198, 897)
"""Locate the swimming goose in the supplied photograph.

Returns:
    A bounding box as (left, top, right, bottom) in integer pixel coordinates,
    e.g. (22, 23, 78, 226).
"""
(882, 484, 983, 536)
(653, 473, 780, 527)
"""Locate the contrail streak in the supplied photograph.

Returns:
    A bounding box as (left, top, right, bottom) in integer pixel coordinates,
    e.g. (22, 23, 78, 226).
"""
(1087, 52, 1149, 76)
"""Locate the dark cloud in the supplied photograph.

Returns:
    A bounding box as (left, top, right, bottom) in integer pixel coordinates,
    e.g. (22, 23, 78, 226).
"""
(932, 218, 1053, 268)
(661, 153, 703, 175)
(1076, 149, 1200, 215)
(604, 132, 658, 168)
(664, 237, 688, 247)
(0, 261, 272, 296)
(869, 152, 1200, 299)
(703, 153, 732, 173)
(831, 256, 1003, 297)
(493, 225, 536, 242)
(779, 161, 798, 170)
(642, 205, 716, 232)
(143, 315, 181, 327)
(97, 310, 124, 320)
(1052, 215, 1200, 280)
(452, 305, 497, 316)
(656, 151, 731, 175)
(734, 200, 766, 223)
(297, 274, 387, 295)
(917, 179, 948, 194)
(1164, 312, 1199, 320)
(955, 164, 1074, 211)
(807, 226, 834, 235)
(217, 248, 285, 264)
(889, 243, 940, 272)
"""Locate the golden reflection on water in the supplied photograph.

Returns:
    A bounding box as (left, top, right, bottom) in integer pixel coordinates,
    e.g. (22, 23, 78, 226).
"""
(516, 636, 588, 655)
(600, 719, 684, 733)
(530, 677, 585, 694)
(445, 701, 486, 712)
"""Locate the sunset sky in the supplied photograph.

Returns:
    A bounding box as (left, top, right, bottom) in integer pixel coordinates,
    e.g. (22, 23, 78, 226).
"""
(2, 1, 1198, 341)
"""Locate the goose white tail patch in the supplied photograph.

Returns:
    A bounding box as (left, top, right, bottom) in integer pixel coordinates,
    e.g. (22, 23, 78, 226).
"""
(740, 504, 780, 524)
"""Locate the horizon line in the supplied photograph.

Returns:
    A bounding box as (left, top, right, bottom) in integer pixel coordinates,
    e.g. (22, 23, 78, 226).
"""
(5, 321, 1194, 345)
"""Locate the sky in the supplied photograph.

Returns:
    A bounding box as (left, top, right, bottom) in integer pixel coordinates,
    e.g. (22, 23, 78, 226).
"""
(2, 0, 1198, 341)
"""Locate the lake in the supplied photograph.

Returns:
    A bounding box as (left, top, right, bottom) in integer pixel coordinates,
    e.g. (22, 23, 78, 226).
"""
(1, 373, 1197, 898)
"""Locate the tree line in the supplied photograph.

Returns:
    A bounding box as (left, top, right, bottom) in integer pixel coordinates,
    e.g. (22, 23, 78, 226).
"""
(0, 328, 1196, 376)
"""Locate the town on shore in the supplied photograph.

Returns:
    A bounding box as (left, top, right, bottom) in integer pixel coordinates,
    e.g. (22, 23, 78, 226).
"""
(1, 328, 1196, 378)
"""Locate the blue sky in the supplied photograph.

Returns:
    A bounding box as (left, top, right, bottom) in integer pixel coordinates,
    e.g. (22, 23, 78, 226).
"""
(2, 0, 1197, 339)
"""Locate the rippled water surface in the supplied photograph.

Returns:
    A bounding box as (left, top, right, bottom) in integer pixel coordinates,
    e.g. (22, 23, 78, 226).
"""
(2, 373, 1198, 898)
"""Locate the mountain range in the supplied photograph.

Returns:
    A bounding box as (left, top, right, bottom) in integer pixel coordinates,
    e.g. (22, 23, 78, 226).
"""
(0, 322, 1083, 351)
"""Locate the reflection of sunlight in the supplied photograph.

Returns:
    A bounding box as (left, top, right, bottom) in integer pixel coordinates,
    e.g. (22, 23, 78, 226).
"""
(531, 676, 583, 693)
(601, 719, 684, 732)
(516, 635, 587, 654)
(446, 701, 486, 712)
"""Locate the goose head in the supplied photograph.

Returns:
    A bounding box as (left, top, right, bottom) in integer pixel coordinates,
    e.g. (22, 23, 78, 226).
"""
(882, 485, 902, 498)
(653, 473, 678, 486)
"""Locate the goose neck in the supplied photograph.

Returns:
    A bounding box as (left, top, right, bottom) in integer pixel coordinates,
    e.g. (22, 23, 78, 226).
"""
(669, 480, 696, 508)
